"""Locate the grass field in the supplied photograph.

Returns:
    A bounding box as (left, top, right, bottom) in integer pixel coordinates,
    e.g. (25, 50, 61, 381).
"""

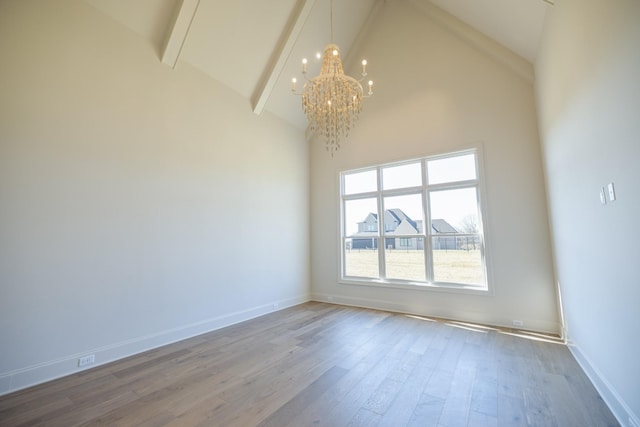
(344, 249, 483, 285)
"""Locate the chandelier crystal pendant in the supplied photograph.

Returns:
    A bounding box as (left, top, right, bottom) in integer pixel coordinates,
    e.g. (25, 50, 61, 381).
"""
(291, 0, 373, 155)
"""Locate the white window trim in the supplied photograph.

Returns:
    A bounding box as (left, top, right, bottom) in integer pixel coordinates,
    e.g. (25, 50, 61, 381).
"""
(338, 148, 492, 295)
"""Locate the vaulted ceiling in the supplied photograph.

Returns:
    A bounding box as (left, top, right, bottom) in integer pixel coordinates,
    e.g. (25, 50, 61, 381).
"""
(84, 0, 551, 130)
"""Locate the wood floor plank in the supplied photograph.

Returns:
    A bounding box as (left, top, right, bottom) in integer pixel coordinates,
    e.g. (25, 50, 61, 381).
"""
(294, 315, 412, 426)
(497, 393, 528, 426)
(407, 393, 445, 426)
(347, 407, 382, 427)
(523, 386, 558, 427)
(319, 316, 422, 425)
(255, 365, 348, 427)
(0, 303, 620, 427)
(376, 348, 439, 427)
(437, 357, 475, 427)
(0, 396, 74, 427)
(467, 409, 498, 427)
(469, 374, 498, 418)
(282, 327, 406, 427)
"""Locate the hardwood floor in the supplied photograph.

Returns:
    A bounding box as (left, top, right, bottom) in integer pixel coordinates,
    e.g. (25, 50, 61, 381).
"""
(0, 302, 619, 426)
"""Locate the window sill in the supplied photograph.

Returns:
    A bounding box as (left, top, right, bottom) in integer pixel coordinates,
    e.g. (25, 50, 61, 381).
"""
(339, 277, 491, 296)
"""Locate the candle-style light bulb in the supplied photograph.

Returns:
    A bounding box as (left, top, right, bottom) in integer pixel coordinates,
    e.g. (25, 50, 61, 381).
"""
(291, 77, 297, 92)
(302, 58, 308, 74)
(316, 52, 321, 59)
(368, 80, 373, 95)
(362, 59, 367, 76)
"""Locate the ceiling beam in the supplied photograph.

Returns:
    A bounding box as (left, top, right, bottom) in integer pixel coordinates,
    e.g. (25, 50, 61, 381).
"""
(251, 0, 317, 115)
(160, 0, 200, 68)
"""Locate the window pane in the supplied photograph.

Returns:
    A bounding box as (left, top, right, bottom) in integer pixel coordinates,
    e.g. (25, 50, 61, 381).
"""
(382, 194, 424, 235)
(385, 238, 425, 281)
(432, 237, 483, 285)
(429, 188, 478, 234)
(427, 153, 476, 184)
(344, 197, 379, 278)
(382, 162, 422, 190)
(344, 169, 377, 195)
(345, 238, 379, 278)
(344, 198, 378, 237)
(340, 149, 487, 291)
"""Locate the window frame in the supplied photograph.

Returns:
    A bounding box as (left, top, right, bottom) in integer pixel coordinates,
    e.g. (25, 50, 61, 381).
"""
(339, 148, 491, 294)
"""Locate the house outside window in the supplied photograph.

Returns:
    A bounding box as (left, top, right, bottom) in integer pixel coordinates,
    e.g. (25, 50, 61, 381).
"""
(340, 149, 488, 291)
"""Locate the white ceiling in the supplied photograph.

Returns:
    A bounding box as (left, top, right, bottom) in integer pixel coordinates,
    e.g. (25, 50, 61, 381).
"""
(85, 0, 551, 130)
(428, 0, 549, 63)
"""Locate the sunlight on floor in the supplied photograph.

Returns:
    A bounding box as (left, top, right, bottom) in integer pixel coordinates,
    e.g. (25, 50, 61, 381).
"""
(404, 314, 564, 344)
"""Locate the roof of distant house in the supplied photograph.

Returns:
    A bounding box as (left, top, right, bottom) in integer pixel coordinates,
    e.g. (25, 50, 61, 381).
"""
(431, 219, 458, 233)
(354, 210, 458, 235)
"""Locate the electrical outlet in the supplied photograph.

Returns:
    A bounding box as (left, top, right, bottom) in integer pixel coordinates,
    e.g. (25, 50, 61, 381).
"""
(512, 320, 524, 327)
(78, 354, 95, 367)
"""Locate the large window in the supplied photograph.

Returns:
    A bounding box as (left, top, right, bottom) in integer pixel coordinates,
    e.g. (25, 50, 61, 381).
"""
(341, 150, 488, 291)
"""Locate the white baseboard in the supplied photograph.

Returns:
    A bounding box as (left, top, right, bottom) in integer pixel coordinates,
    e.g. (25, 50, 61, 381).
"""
(0, 294, 310, 397)
(567, 341, 638, 427)
(310, 292, 561, 335)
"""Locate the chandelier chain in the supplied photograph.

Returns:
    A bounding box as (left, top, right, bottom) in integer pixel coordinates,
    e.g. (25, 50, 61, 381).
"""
(330, 0, 333, 42)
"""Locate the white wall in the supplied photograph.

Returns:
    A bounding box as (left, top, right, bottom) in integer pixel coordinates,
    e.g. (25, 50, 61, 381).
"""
(310, 1, 560, 333)
(0, 0, 309, 395)
(535, 0, 640, 424)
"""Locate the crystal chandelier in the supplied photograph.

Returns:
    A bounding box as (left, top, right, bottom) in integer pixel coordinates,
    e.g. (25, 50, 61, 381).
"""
(291, 0, 373, 155)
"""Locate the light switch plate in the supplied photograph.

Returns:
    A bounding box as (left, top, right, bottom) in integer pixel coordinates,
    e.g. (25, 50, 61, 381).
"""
(608, 182, 616, 201)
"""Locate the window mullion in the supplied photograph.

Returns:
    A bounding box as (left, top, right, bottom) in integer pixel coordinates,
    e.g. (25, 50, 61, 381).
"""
(475, 182, 488, 285)
(343, 191, 380, 201)
(380, 186, 423, 198)
(422, 159, 434, 282)
(377, 167, 386, 279)
(426, 179, 478, 191)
